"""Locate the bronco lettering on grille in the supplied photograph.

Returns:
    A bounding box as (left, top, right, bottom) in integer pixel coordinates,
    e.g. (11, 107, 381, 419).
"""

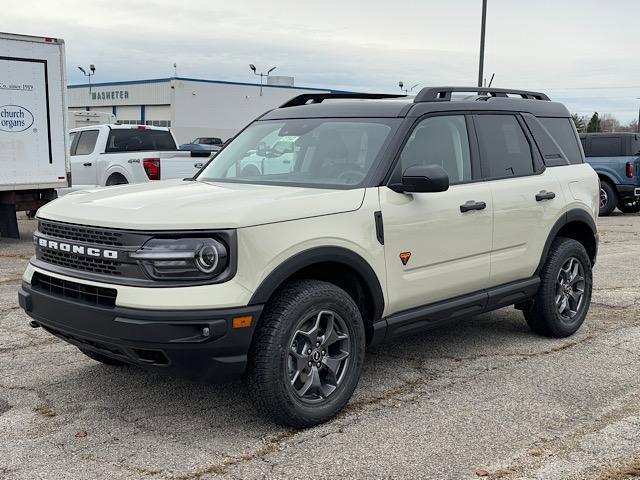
(36, 236, 118, 259)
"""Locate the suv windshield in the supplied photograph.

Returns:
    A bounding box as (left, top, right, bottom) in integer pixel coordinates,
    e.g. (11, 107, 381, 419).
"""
(197, 118, 397, 188)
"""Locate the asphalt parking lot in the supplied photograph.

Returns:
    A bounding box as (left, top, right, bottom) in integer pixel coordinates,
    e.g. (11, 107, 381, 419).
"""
(1, 215, 639, 480)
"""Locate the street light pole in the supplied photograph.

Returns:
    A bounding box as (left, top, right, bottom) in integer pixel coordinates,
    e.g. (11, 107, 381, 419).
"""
(636, 98, 640, 133)
(78, 65, 96, 94)
(477, 0, 487, 87)
(249, 64, 277, 96)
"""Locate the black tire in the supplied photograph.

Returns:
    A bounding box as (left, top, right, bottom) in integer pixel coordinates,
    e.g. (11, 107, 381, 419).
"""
(245, 280, 366, 427)
(617, 199, 640, 214)
(106, 173, 128, 186)
(524, 237, 592, 338)
(79, 348, 127, 366)
(599, 181, 617, 216)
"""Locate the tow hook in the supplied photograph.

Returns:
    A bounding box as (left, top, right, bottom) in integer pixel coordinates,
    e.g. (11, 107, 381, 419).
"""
(28, 320, 40, 328)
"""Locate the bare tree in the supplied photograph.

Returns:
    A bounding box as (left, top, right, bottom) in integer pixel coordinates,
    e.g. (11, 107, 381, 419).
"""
(599, 113, 621, 133)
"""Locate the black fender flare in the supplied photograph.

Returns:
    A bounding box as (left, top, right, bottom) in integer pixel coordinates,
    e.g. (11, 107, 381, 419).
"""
(248, 246, 385, 322)
(534, 209, 598, 275)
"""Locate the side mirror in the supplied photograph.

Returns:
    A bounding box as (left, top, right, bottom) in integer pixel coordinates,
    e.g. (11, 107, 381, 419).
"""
(394, 164, 449, 193)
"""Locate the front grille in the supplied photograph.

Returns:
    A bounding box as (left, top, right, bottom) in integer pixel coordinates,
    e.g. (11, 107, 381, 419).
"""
(31, 272, 117, 307)
(39, 220, 124, 246)
(41, 249, 122, 276)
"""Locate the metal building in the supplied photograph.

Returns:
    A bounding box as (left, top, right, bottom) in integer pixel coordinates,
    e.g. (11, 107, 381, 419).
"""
(67, 76, 346, 144)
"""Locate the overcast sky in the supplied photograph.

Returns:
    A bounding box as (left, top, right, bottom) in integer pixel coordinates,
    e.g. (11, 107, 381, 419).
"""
(3, 0, 640, 122)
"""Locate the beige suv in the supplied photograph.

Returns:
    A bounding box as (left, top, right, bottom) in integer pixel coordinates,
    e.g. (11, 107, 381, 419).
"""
(19, 87, 599, 427)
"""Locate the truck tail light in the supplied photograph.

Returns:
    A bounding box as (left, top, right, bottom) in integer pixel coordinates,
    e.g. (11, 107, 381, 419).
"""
(626, 162, 634, 178)
(143, 158, 161, 180)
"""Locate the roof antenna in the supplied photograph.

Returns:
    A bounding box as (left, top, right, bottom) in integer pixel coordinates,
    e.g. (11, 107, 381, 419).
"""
(487, 73, 495, 88)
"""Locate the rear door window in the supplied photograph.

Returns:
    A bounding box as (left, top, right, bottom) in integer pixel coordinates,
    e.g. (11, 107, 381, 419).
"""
(590, 136, 623, 157)
(539, 117, 583, 164)
(474, 114, 535, 178)
(106, 128, 177, 153)
(73, 130, 99, 156)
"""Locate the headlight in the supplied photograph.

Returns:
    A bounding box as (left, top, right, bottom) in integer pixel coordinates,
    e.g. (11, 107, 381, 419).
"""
(130, 237, 229, 281)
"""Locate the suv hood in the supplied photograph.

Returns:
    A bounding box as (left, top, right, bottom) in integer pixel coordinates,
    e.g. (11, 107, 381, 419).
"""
(38, 179, 366, 230)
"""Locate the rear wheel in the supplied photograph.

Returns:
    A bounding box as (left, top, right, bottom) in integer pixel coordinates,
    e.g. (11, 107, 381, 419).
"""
(524, 238, 592, 337)
(617, 198, 640, 214)
(245, 280, 365, 427)
(599, 181, 617, 216)
(79, 348, 127, 366)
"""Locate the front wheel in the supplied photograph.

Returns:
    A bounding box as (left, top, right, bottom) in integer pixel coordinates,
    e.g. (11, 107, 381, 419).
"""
(245, 280, 365, 427)
(524, 238, 592, 337)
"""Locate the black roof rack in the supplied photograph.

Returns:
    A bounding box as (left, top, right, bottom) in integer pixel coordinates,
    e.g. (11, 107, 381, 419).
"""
(280, 92, 406, 108)
(414, 86, 550, 103)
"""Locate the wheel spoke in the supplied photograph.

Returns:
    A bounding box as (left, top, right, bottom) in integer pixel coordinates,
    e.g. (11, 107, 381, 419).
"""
(569, 259, 580, 282)
(322, 350, 349, 377)
(297, 366, 321, 397)
(290, 348, 308, 373)
(570, 275, 584, 286)
(558, 295, 569, 315)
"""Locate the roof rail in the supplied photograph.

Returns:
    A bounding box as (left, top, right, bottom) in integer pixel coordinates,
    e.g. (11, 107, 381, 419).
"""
(414, 86, 550, 103)
(280, 92, 406, 108)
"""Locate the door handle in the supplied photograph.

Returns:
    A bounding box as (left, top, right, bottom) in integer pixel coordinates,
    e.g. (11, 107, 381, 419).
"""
(460, 200, 487, 213)
(535, 191, 556, 201)
(83, 162, 92, 167)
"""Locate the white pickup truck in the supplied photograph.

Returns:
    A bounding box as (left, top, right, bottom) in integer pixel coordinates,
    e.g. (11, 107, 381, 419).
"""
(67, 124, 204, 188)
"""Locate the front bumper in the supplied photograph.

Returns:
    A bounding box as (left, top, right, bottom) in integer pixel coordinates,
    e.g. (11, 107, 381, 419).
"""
(18, 281, 263, 382)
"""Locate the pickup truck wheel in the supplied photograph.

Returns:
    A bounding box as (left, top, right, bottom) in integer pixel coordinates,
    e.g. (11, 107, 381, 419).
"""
(106, 173, 128, 186)
(79, 348, 127, 366)
(245, 280, 365, 427)
(617, 199, 640, 214)
(524, 238, 592, 338)
(599, 181, 617, 216)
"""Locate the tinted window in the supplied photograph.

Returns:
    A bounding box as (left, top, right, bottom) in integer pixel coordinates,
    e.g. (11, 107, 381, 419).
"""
(590, 136, 622, 157)
(105, 128, 177, 153)
(475, 115, 534, 178)
(74, 130, 99, 156)
(399, 115, 472, 183)
(539, 117, 583, 164)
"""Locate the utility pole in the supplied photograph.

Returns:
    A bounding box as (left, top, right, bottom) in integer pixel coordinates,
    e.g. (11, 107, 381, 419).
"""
(477, 0, 487, 88)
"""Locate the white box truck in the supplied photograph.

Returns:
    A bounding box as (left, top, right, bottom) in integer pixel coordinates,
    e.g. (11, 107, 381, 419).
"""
(0, 32, 69, 239)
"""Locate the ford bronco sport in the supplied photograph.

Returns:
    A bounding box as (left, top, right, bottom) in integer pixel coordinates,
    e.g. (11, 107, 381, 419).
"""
(18, 87, 599, 427)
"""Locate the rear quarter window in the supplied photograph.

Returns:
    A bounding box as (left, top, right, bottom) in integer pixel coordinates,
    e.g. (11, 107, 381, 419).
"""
(589, 136, 623, 157)
(539, 117, 583, 164)
(106, 129, 177, 153)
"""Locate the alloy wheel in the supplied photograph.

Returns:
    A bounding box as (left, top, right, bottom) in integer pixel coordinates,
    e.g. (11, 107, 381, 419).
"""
(555, 257, 586, 321)
(287, 310, 351, 402)
(599, 187, 608, 209)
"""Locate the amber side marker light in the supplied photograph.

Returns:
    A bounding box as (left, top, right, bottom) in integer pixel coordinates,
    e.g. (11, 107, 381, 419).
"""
(233, 316, 253, 329)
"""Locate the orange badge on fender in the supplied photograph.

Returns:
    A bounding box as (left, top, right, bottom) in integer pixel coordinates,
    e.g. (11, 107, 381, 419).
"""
(399, 252, 411, 266)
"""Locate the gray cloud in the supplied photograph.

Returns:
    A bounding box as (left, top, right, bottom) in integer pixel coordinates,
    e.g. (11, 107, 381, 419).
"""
(3, 0, 639, 121)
